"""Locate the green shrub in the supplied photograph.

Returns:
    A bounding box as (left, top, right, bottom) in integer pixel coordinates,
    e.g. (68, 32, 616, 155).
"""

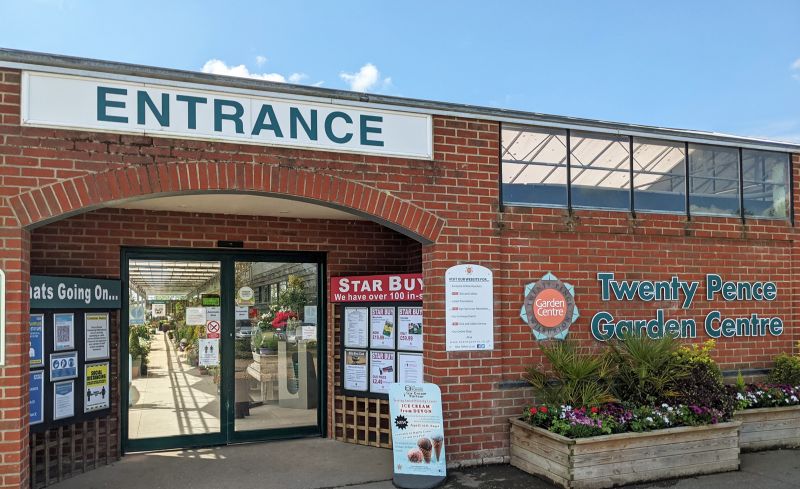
(609, 333, 686, 405)
(768, 353, 800, 385)
(129, 329, 150, 360)
(524, 341, 616, 407)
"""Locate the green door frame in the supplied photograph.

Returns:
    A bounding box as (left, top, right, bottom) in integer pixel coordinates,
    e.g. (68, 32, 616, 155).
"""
(121, 247, 327, 453)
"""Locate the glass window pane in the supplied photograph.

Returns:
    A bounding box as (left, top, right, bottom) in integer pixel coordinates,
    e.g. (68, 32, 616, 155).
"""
(501, 125, 568, 206)
(633, 138, 686, 213)
(742, 149, 789, 219)
(689, 144, 739, 216)
(570, 131, 630, 210)
(236, 262, 319, 432)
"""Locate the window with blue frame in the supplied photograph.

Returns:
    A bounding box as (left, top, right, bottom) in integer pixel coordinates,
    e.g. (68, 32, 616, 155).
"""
(500, 123, 792, 221)
(570, 131, 630, 210)
(633, 138, 686, 213)
(742, 149, 789, 219)
(501, 125, 568, 207)
(689, 144, 740, 217)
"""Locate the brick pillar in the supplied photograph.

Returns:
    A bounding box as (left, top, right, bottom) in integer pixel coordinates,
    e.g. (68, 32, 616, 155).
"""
(0, 225, 30, 489)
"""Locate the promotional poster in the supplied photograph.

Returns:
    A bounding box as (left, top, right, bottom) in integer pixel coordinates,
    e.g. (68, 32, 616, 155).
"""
(389, 383, 446, 482)
(84, 363, 110, 412)
(370, 307, 396, 350)
(29, 314, 44, 367)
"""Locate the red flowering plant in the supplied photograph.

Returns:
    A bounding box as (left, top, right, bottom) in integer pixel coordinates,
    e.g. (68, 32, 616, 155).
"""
(271, 310, 298, 330)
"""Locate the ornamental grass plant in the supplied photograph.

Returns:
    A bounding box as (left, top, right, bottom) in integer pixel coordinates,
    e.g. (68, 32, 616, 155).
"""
(523, 335, 733, 438)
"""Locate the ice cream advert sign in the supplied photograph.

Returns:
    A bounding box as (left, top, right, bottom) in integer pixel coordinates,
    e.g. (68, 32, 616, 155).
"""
(388, 383, 446, 488)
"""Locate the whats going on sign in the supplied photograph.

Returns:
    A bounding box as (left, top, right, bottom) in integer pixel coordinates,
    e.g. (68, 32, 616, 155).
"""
(30, 275, 122, 309)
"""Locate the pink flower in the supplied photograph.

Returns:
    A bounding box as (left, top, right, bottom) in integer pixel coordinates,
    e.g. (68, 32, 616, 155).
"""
(539, 406, 548, 414)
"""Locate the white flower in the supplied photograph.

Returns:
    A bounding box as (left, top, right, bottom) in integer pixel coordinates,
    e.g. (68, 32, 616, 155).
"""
(661, 403, 669, 408)
(646, 417, 654, 423)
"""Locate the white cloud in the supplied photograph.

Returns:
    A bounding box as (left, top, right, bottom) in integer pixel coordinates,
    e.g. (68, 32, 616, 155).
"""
(202, 59, 287, 82)
(288, 73, 308, 84)
(339, 63, 391, 92)
(255, 55, 267, 66)
(792, 58, 800, 70)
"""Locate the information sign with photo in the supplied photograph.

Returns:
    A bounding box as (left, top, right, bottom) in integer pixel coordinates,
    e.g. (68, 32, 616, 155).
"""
(389, 383, 446, 487)
(198, 338, 219, 367)
(151, 303, 166, 317)
(370, 350, 395, 394)
(397, 307, 423, 351)
(344, 349, 368, 392)
(370, 307, 396, 350)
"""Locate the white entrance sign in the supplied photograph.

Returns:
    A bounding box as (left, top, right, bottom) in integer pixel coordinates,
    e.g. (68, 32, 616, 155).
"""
(84, 313, 110, 361)
(445, 264, 494, 351)
(198, 338, 219, 367)
(21, 72, 433, 159)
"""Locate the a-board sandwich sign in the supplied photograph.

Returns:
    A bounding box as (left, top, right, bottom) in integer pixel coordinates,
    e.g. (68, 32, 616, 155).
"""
(388, 383, 446, 489)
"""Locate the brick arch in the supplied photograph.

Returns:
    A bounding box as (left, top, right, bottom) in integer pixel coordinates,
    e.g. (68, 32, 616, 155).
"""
(8, 162, 445, 244)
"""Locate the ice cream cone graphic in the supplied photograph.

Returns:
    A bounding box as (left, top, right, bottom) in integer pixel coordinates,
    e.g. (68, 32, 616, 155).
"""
(417, 437, 432, 463)
(432, 434, 443, 462)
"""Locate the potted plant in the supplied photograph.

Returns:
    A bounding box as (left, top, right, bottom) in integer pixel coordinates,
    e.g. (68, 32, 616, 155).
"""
(129, 328, 151, 379)
(510, 337, 740, 489)
(733, 345, 800, 451)
(253, 329, 279, 355)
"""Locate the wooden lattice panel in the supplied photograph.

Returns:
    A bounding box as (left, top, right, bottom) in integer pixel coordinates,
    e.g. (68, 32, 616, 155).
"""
(331, 306, 392, 448)
(29, 418, 119, 489)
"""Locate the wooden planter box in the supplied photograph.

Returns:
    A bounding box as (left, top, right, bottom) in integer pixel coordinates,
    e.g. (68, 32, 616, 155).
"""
(509, 417, 740, 489)
(734, 405, 800, 452)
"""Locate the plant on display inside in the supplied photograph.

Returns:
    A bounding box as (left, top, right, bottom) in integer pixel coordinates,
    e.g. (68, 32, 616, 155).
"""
(523, 340, 616, 407)
(279, 275, 308, 316)
(272, 310, 298, 330)
(252, 329, 279, 353)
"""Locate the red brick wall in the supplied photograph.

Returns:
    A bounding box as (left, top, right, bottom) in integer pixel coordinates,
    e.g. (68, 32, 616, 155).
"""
(0, 63, 799, 482)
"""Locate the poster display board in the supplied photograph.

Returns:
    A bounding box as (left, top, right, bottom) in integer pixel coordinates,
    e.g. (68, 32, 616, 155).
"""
(389, 383, 446, 488)
(84, 363, 110, 412)
(53, 313, 75, 351)
(344, 307, 368, 348)
(84, 312, 109, 361)
(334, 275, 425, 399)
(31, 296, 116, 430)
(445, 264, 494, 351)
(53, 380, 75, 420)
(344, 349, 368, 392)
(30, 371, 44, 425)
(369, 350, 396, 394)
(370, 307, 396, 349)
(30, 314, 44, 367)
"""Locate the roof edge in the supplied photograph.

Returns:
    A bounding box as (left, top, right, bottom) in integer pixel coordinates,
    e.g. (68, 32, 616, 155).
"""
(1, 47, 798, 153)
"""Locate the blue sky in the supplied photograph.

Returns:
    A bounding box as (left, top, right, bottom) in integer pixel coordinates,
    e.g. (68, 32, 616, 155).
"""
(2, 0, 799, 142)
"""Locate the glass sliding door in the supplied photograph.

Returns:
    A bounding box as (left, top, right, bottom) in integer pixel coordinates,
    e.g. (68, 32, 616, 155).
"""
(125, 257, 226, 450)
(232, 261, 321, 437)
(123, 249, 325, 452)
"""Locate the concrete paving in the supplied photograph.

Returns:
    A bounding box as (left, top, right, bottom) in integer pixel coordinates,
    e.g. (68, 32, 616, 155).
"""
(49, 437, 799, 489)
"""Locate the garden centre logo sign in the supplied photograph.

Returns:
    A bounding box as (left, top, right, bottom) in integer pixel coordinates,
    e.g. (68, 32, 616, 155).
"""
(520, 273, 579, 340)
(591, 273, 783, 341)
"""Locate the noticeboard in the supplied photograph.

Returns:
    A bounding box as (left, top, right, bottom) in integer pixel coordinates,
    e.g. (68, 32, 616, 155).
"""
(339, 301, 423, 399)
(30, 310, 114, 431)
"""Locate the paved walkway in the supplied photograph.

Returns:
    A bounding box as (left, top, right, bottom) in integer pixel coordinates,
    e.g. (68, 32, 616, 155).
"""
(49, 437, 799, 489)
